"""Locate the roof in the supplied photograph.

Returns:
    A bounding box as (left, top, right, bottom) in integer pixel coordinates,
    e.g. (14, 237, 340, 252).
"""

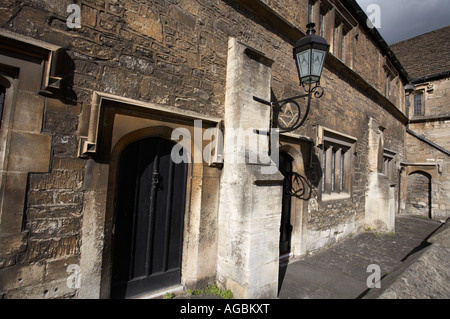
(390, 25, 450, 80)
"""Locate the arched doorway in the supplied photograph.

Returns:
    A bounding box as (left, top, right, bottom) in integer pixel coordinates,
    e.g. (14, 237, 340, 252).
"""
(0, 84, 5, 126)
(406, 171, 432, 218)
(110, 137, 188, 298)
(279, 152, 294, 257)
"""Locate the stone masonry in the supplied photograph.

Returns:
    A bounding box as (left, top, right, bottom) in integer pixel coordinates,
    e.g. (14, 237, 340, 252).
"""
(392, 25, 450, 222)
(0, 0, 422, 299)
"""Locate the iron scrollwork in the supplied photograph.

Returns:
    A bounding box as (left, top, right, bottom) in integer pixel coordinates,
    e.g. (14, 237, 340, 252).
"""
(253, 83, 324, 133)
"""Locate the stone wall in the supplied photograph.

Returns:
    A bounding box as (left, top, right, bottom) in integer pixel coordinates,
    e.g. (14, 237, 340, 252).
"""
(392, 24, 450, 223)
(418, 78, 450, 118)
(0, 0, 408, 298)
(404, 76, 450, 221)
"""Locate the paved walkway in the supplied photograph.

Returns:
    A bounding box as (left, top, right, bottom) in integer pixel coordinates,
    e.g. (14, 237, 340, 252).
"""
(277, 215, 443, 299)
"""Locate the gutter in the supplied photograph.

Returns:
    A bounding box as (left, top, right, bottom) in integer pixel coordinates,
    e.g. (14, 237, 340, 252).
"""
(409, 114, 450, 124)
(411, 70, 450, 84)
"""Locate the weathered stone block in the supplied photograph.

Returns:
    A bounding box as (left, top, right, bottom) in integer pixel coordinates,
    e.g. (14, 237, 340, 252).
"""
(0, 232, 28, 256)
(11, 92, 45, 132)
(54, 191, 84, 205)
(71, 38, 116, 60)
(53, 158, 86, 170)
(82, 4, 97, 27)
(30, 170, 83, 190)
(124, 7, 163, 42)
(82, 160, 109, 191)
(26, 205, 83, 220)
(8, 131, 52, 173)
(44, 256, 79, 283)
(119, 55, 154, 75)
(168, 5, 197, 29)
(26, 236, 80, 262)
(0, 263, 45, 291)
(28, 218, 81, 238)
(27, 190, 54, 207)
(52, 134, 78, 158)
(0, 172, 28, 227)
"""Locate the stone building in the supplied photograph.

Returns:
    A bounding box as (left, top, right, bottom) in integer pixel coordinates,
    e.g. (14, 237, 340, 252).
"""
(0, 0, 422, 299)
(391, 25, 450, 222)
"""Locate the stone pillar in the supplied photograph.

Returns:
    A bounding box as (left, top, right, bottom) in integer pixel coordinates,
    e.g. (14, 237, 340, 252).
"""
(365, 118, 395, 232)
(216, 38, 284, 299)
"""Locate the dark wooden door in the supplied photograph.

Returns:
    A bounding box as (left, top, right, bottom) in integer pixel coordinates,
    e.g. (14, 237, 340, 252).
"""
(111, 137, 188, 298)
(0, 85, 5, 127)
(279, 152, 293, 255)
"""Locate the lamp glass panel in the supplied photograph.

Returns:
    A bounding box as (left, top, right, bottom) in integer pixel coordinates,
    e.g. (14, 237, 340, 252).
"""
(296, 50, 310, 78)
(311, 49, 326, 77)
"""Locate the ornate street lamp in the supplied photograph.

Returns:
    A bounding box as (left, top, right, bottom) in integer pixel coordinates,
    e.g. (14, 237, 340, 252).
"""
(294, 23, 330, 86)
(254, 23, 330, 133)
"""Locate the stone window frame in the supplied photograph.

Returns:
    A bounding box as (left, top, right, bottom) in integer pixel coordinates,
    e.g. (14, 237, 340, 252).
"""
(0, 29, 61, 258)
(382, 149, 396, 181)
(0, 71, 17, 131)
(308, 0, 355, 64)
(413, 90, 425, 116)
(333, 15, 351, 61)
(382, 58, 399, 101)
(317, 126, 356, 201)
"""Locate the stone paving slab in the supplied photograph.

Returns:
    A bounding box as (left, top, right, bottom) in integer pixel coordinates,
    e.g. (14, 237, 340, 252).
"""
(277, 215, 443, 299)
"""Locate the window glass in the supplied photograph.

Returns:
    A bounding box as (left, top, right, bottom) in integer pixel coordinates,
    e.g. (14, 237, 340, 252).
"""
(414, 93, 423, 115)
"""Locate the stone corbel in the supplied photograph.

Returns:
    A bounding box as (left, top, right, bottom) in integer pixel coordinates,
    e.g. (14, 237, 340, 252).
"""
(38, 46, 64, 96)
(78, 91, 109, 158)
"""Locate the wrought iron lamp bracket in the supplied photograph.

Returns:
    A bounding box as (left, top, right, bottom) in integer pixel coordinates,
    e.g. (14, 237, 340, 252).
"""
(253, 82, 324, 134)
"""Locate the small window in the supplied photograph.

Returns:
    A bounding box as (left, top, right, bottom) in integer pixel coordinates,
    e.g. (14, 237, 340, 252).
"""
(322, 143, 350, 196)
(319, 127, 356, 200)
(341, 30, 346, 62)
(382, 150, 396, 180)
(383, 62, 397, 100)
(333, 22, 340, 58)
(413, 93, 423, 116)
(385, 74, 391, 98)
(319, 7, 326, 37)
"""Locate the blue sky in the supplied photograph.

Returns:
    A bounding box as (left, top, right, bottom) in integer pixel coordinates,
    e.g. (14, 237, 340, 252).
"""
(355, 0, 450, 44)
